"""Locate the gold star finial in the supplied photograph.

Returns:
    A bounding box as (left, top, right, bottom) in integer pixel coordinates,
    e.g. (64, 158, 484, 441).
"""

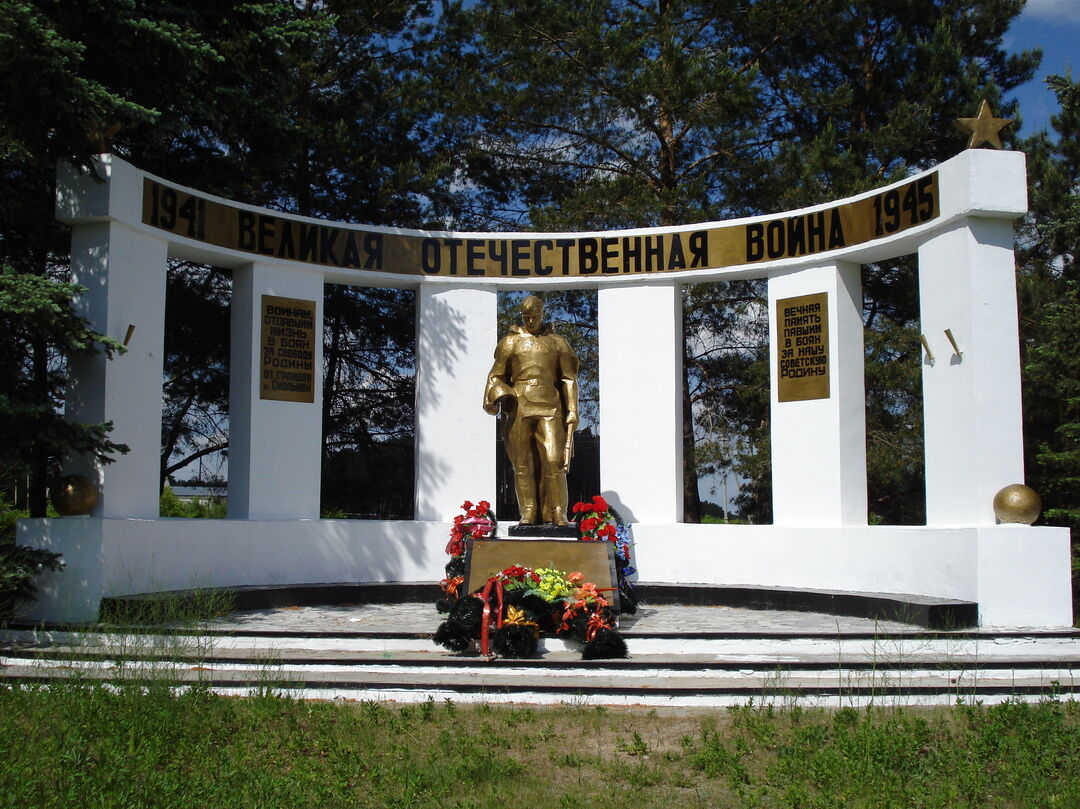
(954, 99, 1012, 150)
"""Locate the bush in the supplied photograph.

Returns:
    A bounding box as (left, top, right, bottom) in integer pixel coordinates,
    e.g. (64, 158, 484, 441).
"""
(159, 488, 227, 518)
(1, 508, 63, 621)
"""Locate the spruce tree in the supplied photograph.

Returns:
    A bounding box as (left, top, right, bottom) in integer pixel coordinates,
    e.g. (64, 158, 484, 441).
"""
(1017, 74, 1080, 602)
(1, 2, 443, 512)
(0, 0, 242, 514)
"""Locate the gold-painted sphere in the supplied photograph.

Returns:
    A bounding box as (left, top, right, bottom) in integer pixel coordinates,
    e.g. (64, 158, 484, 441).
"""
(51, 474, 99, 516)
(992, 484, 1042, 525)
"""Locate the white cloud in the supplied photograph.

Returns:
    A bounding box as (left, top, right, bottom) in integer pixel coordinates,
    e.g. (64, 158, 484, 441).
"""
(1023, 0, 1080, 23)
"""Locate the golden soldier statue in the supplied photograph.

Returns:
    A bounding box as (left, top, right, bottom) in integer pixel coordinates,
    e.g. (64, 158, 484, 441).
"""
(484, 296, 579, 525)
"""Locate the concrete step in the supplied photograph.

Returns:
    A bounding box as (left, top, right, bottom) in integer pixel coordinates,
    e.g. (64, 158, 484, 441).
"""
(5, 624, 1080, 660)
(3, 654, 1078, 708)
(4, 639, 1080, 669)
(4, 620, 1080, 708)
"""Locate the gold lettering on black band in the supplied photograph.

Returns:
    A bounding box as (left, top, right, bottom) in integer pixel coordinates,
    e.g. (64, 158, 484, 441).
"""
(143, 173, 938, 277)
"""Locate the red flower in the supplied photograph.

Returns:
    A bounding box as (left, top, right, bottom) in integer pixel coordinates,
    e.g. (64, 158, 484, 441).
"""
(445, 537, 464, 556)
(591, 495, 609, 512)
(598, 524, 617, 540)
(580, 517, 600, 533)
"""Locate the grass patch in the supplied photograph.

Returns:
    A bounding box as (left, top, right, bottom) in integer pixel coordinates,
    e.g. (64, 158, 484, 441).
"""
(1, 688, 1078, 808)
(98, 586, 237, 627)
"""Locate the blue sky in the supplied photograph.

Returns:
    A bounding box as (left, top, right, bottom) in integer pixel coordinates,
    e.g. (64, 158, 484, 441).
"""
(1004, 0, 1079, 136)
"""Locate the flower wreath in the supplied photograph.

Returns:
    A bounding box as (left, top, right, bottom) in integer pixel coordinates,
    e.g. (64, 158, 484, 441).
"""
(571, 495, 637, 614)
(438, 500, 495, 611)
(446, 499, 495, 557)
(434, 495, 634, 660)
(434, 563, 626, 660)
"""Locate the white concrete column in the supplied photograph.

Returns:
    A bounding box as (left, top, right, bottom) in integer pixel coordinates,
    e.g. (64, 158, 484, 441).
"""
(228, 262, 324, 519)
(918, 218, 1024, 525)
(414, 285, 498, 520)
(769, 261, 867, 526)
(597, 282, 683, 523)
(65, 222, 168, 518)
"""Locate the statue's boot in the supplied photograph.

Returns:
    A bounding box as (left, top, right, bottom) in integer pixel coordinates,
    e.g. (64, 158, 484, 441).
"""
(515, 471, 538, 524)
(542, 473, 570, 526)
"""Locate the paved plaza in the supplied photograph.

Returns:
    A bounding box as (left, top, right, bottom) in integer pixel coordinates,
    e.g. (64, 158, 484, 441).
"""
(209, 602, 936, 636)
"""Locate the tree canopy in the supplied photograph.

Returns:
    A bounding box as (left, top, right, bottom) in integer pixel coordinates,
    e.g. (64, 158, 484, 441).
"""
(1018, 73, 1080, 580)
(0, 0, 442, 515)
(421, 0, 1039, 521)
(0, 1, 1075, 550)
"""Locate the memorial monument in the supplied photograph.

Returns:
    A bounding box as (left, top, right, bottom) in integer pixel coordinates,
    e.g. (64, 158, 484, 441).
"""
(12, 141, 1074, 630)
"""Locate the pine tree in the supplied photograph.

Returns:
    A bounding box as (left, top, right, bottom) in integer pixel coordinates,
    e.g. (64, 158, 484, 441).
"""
(423, 0, 1038, 522)
(141, 2, 444, 507)
(1018, 74, 1080, 603)
(0, 268, 128, 483)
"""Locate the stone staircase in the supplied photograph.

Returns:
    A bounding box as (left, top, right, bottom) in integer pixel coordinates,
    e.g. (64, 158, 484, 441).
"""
(4, 610, 1080, 708)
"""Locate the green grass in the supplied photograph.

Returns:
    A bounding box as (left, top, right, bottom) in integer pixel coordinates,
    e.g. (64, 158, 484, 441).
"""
(97, 585, 237, 627)
(1, 687, 1078, 809)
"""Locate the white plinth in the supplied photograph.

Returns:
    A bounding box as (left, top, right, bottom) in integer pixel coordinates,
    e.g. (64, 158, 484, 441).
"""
(768, 262, 867, 525)
(16, 519, 1072, 628)
(597, 283, 684, 523)
(228, 262, 324, 519)
(414, 286, 498, 520)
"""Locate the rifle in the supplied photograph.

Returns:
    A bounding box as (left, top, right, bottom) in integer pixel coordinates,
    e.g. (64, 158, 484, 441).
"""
(562, 421, 575, 474)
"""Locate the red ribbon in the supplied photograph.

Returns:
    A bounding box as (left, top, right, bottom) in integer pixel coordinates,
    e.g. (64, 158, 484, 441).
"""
(440, 575, 464, 600)
(479, 577, 505, 656)
(585, 611, 610, 642)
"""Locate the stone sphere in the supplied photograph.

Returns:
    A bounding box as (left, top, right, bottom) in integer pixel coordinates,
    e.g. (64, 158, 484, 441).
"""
(51, 474, 99, 516)
(992, 484, 1042, 525)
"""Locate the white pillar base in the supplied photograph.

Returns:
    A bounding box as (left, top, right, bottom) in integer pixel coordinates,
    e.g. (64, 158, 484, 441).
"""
(65, 222, 168, 518)
(414, 286, 498, 521)
(228, 263, 324, 519)
(918, 219, 1024, 525)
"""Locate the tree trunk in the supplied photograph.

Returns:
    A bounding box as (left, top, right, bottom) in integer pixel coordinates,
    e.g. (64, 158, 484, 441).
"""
(29, 336, 50, 518)
(681, 325, 701, 523)
(321, 289, 342, 463)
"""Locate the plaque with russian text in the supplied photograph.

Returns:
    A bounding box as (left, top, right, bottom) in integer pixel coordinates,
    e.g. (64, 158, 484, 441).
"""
(777, 292, 830, 402)
(260, 295, 316, 403)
